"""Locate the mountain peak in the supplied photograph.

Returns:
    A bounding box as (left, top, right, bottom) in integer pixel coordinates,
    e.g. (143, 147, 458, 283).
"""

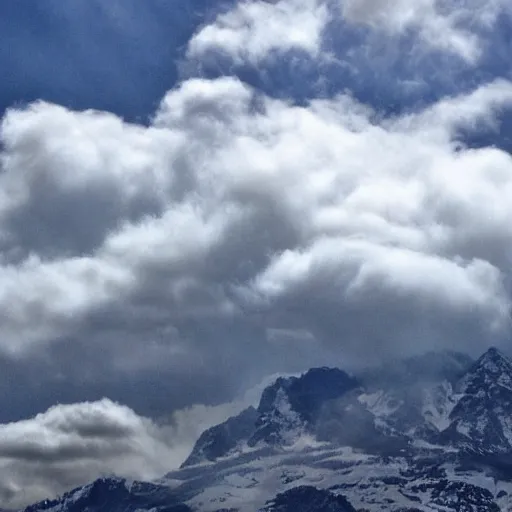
(257, 367, 358, 420)
(457, 346, 512, 395)
(475, 346, 512, 373)
(483, 346, 508, 360)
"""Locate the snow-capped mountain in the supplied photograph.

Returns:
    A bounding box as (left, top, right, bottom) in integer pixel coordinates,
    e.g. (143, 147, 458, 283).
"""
(184, 367, 360, 467)
(20, 347, 512, 512)
(441, 347, 512, 454)
(262, 486, 357, 512)
(22, 477, 190, 512)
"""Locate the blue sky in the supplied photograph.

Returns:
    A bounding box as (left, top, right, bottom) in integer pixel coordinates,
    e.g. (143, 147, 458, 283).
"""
(0, 0, 225, 121)
(3, 0, 512, 506)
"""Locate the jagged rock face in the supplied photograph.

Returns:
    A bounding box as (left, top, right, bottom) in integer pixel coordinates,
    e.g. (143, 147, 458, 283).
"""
(408, 479, 500, 512)
(352, 348, 512, 456)
(182, 407, 259, 467)
(442, 347, 512, 454)
(261, 486, 356, 512)
(256, 368, 359, 423)
(458, 347, 512, 395)
(182, 367, 360, 466)
(184, 348, 512, 465)
(249, 368, 359, 447)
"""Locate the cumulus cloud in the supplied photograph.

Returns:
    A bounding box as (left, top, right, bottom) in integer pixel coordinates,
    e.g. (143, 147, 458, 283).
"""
(0, 398, 244, 508)
(341, 0, 494, 63)
(187, 0, 509, 67)
(1, 76, 512, 366)
(187, 0, 328, 64)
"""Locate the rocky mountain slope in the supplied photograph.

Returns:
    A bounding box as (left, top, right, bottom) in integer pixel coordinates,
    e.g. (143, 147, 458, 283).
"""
(20, 347, 512, 511)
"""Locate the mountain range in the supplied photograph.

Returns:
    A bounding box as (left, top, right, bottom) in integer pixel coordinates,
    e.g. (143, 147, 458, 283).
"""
(18, 347, 512, 511)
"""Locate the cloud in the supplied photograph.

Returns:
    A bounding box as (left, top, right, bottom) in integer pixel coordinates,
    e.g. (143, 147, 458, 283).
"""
(186, 0, 509, 67)
(1, 76, 512, 366)
(187, 0, 328, 64)
(0, 398, 244, 509)
(340, 0, 495, 63)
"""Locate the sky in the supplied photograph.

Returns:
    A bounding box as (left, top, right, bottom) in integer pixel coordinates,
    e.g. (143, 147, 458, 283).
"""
(2, 0, 512, 507)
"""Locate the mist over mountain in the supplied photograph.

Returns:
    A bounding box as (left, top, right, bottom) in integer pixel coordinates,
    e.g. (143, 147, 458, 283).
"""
(16, 347, 512, 511)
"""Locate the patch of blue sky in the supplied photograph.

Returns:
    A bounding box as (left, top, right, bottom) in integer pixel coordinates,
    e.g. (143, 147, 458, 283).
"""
(0, 0, 234, 122)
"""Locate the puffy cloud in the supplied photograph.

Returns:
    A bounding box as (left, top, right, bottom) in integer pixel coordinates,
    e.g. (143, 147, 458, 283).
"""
(0, 398, 244, 509)
(0, 76, 512, 366)
(341, 0, 492, 63)
(187, 0, 328, 64)
(187, 0, 509, 67)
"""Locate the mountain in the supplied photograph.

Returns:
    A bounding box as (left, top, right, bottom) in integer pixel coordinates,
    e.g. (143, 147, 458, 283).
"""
(22, 477, 189, 512)
(183, 406, 259, 467)
(183, 367, 359, 467)
(21, 347, 512, 512)
(441, 347, 512, 453)
(262, 486, 357, 512)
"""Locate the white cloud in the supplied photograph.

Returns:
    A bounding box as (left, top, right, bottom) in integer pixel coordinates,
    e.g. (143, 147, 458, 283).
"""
(341, 0, 482, 62)
(187, 0, 328, 64)
(186, 0, 509, 66)
(0, 398, 244, 508)
(1, 78, 512, 361)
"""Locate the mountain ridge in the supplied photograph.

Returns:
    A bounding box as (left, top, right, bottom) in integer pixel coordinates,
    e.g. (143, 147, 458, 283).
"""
(20, 346, 512, 512)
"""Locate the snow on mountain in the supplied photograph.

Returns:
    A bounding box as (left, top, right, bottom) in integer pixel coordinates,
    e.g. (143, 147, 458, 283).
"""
(459, 347, 512, 394)
(441, 347, 512, 454)
(21, 347, 512, 512)
(262, 486, 357, 512)
(182, 407, 259, 467)
(182, 367, 359, 468)
(22, 477, 189, 512)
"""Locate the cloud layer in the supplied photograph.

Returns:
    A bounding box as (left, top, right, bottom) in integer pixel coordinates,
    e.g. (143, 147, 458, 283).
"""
(0, 375, 280, 508)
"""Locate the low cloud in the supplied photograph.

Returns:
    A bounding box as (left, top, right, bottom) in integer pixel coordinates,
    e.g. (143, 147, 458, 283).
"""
(0, 398, 244, 509)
